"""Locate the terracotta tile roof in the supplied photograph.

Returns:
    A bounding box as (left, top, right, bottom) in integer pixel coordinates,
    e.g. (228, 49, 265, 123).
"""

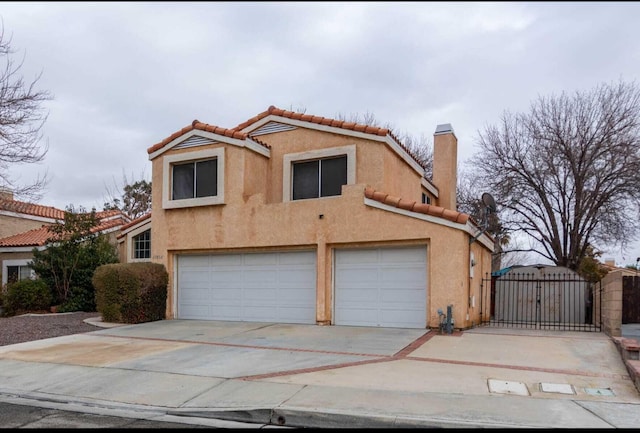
(0, 225, 51, 247)
(117, 212, 151, 238)
(364, 186, 470, 224)
(147, 119, 271, 155)
(0, 198, 65, 220)
(147, 107, 426, 171)
(0, 216, 128, 248)
(235, 106, 426, 169)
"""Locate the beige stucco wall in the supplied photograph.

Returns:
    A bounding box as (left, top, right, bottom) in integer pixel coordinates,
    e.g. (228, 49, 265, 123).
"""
(150, 126, 493, 329)
(0, 214, 48, 240)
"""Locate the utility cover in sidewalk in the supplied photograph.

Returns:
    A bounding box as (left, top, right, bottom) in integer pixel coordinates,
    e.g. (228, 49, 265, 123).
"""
(488, 379, 529, 396)
(540, 382, 575, 395)
(584, 387, 615, 396)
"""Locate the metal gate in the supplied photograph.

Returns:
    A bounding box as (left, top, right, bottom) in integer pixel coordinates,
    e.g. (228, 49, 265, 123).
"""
(622, 276, 640, 324)
(480, 271, 601, 332)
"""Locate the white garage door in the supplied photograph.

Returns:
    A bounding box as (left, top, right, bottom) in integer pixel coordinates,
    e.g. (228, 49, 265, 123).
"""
(334, 246, 427, 328)
(178, 251, 316, 324)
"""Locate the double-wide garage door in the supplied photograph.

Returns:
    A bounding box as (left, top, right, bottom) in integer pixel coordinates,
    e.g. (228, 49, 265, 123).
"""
(178, 251, 316, 324)
(334, 246, 427, 329)
(177, 246, 427, 329)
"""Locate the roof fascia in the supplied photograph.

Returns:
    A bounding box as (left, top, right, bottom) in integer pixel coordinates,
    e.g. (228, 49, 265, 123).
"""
(364, 197, 494, 252)
(149, 129, 270, 160)
(239, 114, 426, 177)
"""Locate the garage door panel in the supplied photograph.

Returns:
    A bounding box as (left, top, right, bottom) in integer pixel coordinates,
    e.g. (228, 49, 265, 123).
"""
(335, 247, 427, 329)
(379, 247, 424, 263)
(379, 289, 424, 303)
(180, 255, 210, 267)
(178, 251, 316, 324)
(180, 304, 210, 318)
(210, 288, 242, 300)
(278, 251, 316, 265)
(209, 254, 243, 266)
(337, 249, 379, 264)
(243, 253, 278, 266)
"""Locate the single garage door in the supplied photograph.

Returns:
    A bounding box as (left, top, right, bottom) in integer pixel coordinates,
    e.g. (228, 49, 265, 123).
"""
(334, 246, 427, 328)
(178, 250, 316, 324)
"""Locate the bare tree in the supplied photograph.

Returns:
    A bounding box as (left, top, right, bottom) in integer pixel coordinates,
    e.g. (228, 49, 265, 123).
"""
(470, 80, 640, 270)
(333, 111, 433, 176)
(103, 170, 152, 220)
(0, 21, 51, 200)
(457, 167, 511, 272)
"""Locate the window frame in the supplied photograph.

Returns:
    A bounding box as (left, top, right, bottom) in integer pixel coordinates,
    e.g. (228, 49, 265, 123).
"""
(283, 145, 356, 202)
(162, 147, 225, 209)
(2, 259, 35, 286)
(132, 229, 151, 260)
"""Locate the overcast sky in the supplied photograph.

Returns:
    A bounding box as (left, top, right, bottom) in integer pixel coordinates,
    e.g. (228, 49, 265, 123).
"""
(2, 2, 640, 266)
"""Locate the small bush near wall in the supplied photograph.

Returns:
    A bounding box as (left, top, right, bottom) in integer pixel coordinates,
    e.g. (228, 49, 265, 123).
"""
(2, 279, 53, 316)
(93, 262, 168, 324)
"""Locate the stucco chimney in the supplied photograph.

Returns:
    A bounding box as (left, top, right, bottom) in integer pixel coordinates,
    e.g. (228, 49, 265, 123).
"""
(604, 258, 616, 267)
(432, 124, 457, 211)
(0, 187, 13, 201)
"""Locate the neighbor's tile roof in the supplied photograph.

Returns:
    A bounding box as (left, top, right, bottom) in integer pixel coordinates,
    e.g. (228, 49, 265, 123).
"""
(147, 120, 271, 155)
(0, 198, 65, 220)
(0, 225, 51, 247)
(147, 106, 426, 170)
(364, 186, 470, 224)
(117, 212, 151, 239)
(0, 216, 129, 248)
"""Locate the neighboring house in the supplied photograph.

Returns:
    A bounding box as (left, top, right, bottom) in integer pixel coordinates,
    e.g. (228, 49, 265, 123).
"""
(0, 192, 128, 286)
(145, 105, 494, 330)
(117, 212, 152, 263)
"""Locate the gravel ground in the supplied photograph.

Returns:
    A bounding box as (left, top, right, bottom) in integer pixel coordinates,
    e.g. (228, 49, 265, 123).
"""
(0, 311, 102, 346)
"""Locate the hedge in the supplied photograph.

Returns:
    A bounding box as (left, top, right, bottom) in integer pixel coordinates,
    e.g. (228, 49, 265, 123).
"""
(92, 262, 168, 324)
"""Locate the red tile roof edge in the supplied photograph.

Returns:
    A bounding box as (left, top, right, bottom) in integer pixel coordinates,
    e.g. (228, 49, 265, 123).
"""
(234, 106, 426, 169)
(147, 119, 271, 155)
(364, 186, 471, 225)
(0, 198, 66, 220)
(0, 217, 128, 248)
(117, 212, 151, 236)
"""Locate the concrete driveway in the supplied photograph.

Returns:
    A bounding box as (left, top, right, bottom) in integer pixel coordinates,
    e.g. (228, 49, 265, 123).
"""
(0, 320, 639, 428)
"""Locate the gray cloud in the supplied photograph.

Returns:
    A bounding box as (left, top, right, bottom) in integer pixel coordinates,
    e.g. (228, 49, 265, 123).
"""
(2, 1, 640, 264)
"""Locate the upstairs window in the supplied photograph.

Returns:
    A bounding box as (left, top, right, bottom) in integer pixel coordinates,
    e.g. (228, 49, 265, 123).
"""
(292, 155, 347, 200)
(133, 229, 151, 260)
(421, 192, 431, 204)
(162, 147, 225, 209)
(172, 159, 218, 200)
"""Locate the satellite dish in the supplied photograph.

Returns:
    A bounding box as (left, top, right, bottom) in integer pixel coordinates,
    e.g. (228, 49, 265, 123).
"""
(482, 192, 497, 214)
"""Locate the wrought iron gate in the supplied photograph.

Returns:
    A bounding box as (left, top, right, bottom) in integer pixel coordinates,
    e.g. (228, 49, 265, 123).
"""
(480, 272, 601, 332)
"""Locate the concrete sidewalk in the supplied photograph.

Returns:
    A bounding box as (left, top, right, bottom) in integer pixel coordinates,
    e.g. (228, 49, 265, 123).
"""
(0, 319, 639, 428)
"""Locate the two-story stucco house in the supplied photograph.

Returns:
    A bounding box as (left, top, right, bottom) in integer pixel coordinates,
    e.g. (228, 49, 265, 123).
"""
(145, 106, 494, 330)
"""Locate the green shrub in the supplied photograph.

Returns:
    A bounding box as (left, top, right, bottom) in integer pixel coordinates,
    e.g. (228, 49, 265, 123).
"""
(3, 279, 53, 316)
(93, 262, 168, 324)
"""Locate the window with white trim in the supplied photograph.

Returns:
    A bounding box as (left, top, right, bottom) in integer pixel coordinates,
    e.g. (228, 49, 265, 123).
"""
(172, 158, 217, 200)
(6, 265, 32, 284)
(2, 259, 36, 286)
(293, 155, 347, 200)
(162, 147, 225, 209)
(133, 229, 151, 260)
(283, 145, 356, 202)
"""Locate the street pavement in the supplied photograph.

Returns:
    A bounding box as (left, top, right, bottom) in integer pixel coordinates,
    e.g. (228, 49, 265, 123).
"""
(0, 318, 639, 429)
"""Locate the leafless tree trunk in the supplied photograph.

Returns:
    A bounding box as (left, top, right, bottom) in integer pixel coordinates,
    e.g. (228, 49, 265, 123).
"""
(470, 80, 640, 270)
(0, 22, 52, 200)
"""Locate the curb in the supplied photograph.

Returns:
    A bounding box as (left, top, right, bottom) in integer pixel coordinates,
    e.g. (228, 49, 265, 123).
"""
(167, 407, 525, 429)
